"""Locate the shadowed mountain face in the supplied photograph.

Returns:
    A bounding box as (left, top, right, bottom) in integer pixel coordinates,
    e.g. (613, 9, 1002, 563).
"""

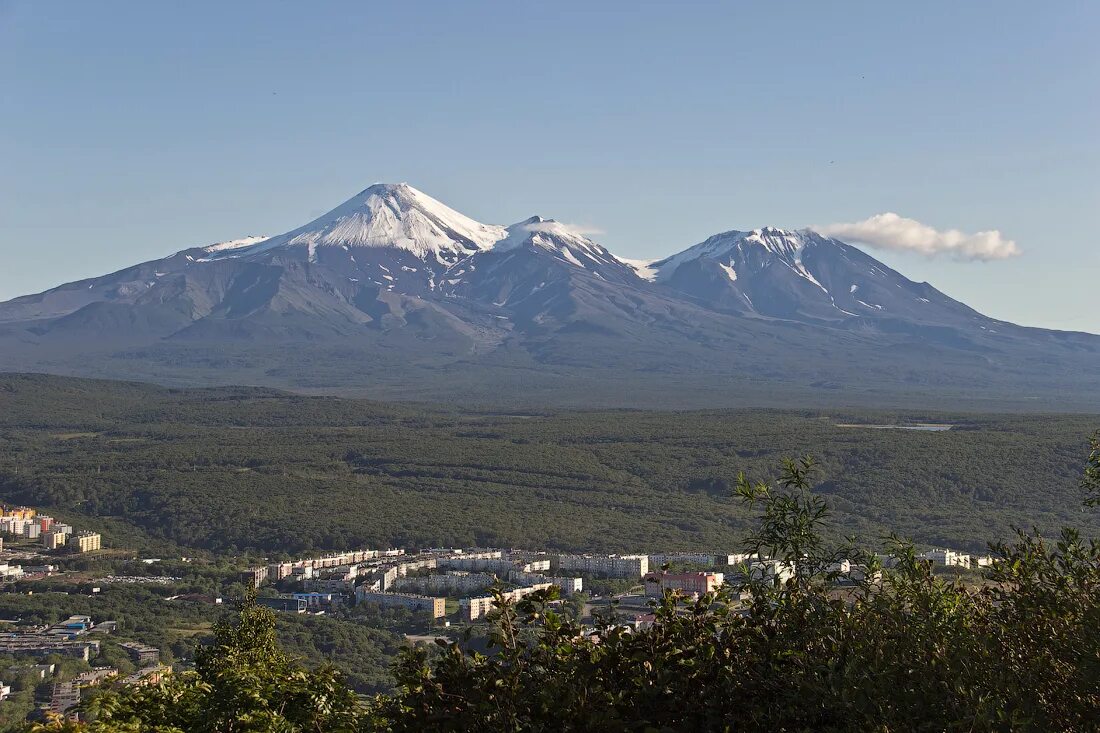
(1, 183, 1097, 410)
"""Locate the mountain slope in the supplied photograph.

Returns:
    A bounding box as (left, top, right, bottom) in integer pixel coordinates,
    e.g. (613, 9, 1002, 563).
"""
(0, 184, 1097, 410)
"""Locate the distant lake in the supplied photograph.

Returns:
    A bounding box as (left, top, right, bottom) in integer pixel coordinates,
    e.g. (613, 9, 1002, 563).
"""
(834, 423, 953, 432)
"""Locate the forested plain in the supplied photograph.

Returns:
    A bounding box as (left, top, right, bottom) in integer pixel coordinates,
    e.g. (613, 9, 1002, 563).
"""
(0, 373, 1096, 556)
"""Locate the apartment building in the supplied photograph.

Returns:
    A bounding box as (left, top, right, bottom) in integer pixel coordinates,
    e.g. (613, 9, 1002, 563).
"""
(459, 583, 553, 621)
(267, 562, 294, 581)
(648, 553, 719, 568)
(42, 530, 67, 551)
(355, 590, 446, 618)
(241, 566, 269, 587)
(509, 571, 583, 596)
(73, 531, 102, 553)
(643, 571, 724, 599)
(119, 641, 160, 667)
(556, 554, 649, 578)
(302, 577, 355, 593)
(0, 636, 99, 661)
(393, 571, 496, 595)
(49, 680, 81, 717)
(748, 559, 796, 584)
(919, 548, 971, 568)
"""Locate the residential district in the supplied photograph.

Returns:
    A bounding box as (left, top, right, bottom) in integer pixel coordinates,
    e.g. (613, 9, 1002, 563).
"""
(0, 507, 103, 585)
(240, 544, 995, 625)
(0, 502, 994, 725)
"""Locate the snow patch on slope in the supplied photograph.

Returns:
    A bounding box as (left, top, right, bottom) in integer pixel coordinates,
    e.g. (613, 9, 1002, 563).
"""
(200, 236, 270, 253)
(620, 258, 658, 282)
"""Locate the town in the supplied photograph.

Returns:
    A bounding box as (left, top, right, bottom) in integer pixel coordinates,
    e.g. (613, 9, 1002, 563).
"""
(0, 500, 995, 726)
(240, 544, 996, 626)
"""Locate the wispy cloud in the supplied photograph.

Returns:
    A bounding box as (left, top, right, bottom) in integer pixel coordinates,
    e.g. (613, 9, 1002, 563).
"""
(815, 213, 1020, 261)
(525, 221, 604, 237)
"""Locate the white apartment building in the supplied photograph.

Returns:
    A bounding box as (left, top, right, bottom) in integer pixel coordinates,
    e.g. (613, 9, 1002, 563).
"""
(556, 554, 649, 578)
(510, 571, 583, 596)
(648, 553, 723, 568)
(460, 583, 554, 621)
(919, 549, 971, 568)
(393, 571, 496, 595)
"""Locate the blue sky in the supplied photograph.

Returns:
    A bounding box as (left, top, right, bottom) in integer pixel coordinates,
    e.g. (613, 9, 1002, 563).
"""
(2, 1, 1097, 331)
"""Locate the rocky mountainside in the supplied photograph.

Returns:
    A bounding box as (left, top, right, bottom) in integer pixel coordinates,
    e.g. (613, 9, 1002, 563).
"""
(1, 183, 1097, 409)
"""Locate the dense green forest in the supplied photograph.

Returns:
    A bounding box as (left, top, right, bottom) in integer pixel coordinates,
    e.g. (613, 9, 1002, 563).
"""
(0, 373, 1097, 555)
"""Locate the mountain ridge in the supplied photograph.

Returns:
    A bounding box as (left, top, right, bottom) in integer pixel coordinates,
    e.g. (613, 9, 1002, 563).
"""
(1, 183, 1097, 410)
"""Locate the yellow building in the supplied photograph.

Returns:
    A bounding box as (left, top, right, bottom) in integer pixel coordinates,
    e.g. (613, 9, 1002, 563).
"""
(74, 532, 101, 553)
(42, 531, 67, 551)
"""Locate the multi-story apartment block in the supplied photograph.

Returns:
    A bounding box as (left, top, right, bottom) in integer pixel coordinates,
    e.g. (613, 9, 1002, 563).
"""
(302, 577, 355, 593)
(556, 554, 649, 578)
(460, 583, 554, 621)
(436, 551, 506, 573)
(393, 571, 496, 595)
(509, 571, 583, 596)
(919, 548, 971, 568)
(49, 680, 81, 717)
(520, 560, 551, 573)
(0, 563, 23, 580)
(648, 553, 719, 568)
(73, 531, 101, 553)
(395, 558, 437, 576)
(748, 559, 796, 584)
(0, 636, 99, 661)
(119, 641, 161, 667)
(291, 565, 314, 580)
(717, 553, 759, 567)
(354, 590, 446, 618)
(241, 566, 268, 587)
(267, 563, 294, 581)
(42, 530, 67, 551)
(643, 571, 724, 599)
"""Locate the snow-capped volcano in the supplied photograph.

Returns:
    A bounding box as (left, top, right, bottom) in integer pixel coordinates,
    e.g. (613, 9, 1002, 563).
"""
(649, 226, 984, 325)
(1, 182, 1097, 409)
(222, 183, 507, 265)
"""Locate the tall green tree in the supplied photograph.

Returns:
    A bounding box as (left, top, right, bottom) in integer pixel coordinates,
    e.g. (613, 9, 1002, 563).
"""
(31, 591, 367, 732)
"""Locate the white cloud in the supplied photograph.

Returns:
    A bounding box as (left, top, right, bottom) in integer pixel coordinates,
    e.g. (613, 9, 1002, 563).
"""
(526, 221, 604, 237)
(815, 212, 1020, 261)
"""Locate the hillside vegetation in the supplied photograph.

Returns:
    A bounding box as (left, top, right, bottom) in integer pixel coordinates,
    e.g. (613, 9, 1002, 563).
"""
(0, 373, 1097, 555)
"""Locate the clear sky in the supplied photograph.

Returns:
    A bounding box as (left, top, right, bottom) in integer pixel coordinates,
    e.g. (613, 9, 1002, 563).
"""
(2, 1, 1097, 331)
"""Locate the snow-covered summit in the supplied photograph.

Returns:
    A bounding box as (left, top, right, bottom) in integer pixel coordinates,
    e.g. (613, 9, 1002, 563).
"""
(497, 217, 598, 253)
(489, 216, 639, 276)
(650, 227, 828, 281)
(229, 183, 508, 264)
